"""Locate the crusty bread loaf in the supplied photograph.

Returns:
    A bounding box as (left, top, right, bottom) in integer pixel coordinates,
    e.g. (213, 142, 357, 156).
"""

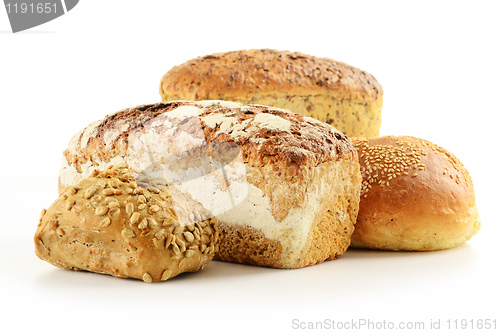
(58, 100, 361, 268)
(35, 165, 218, 282)
(351, 136, 480, 251)
(159, 49, 383, 137)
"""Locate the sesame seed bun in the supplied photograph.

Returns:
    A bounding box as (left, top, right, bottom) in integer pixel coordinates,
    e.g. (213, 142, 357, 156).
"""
(350, 136, 480, 251)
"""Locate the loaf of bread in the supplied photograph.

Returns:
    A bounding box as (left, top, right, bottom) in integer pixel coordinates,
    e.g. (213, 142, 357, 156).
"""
(35, 164, 218, 282)
(58, 100, 361, 268)
(351, 136, 480, 251)
(159, 49, 383, 137)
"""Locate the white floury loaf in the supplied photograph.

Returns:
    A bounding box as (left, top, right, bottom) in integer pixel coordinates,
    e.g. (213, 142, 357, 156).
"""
(59, 100, 361, 268)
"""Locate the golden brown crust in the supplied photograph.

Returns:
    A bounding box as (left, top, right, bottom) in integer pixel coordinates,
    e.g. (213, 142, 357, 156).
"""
(35, 165, 218, 282)
(351, 136, 480, 251)
(59, 101, 360, 269)
(160, 49, 382, 103)
(159, 49, 383, 137)
(61, 101, 355, 190)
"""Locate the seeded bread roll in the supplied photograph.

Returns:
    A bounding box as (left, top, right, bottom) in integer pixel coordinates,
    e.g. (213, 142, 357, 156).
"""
(35, 165, 218, 282)
(58, 100, 361, 269)
(351, 136, 480, 251)
(159, 49, 383, 137)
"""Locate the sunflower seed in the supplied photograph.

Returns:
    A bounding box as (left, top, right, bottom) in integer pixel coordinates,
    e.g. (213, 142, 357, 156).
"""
(130, 212, 141, 224)
(183, 231, 195, 243)
(175, 238, 186, 252)
(203, 226, 213, 235)
(125, 203, 134, 216)
(155, 229, 165, 239)
(95, 206, 108, 216)
(103, 188, 114, 196)
(165, 234, 173, 248)
(161, 269, 172, 281)
(138, 204, 147, 210)
(108, 201, 120, 209)
(193, 210, 202, 222)
(65, 199, 76, 211)
(142, 273, 152, 283)
(122, 228, 135, 238)
(148, 218, 159, 229)
(100, 217, 111, 227)
(149, 204, 160, 213)
(200, 244, 207, 253)
(138, 195, 147, 204)
(185, 249, 195, 258)
(172, 243, 180, 255)
(91, 195, 102, 202)
(67, 186, 78, 195)
(110, 179, 121, 188)
(167, 208, 177, 219)
(162, 217, 176, 227)
(138, 218, 148, 229)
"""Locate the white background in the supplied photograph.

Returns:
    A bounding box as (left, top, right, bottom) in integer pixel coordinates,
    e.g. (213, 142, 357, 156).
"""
(1, 1, 499, 332)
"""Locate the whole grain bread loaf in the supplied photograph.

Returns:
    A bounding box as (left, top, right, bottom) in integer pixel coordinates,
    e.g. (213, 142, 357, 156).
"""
(159, 49, 383, 137)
